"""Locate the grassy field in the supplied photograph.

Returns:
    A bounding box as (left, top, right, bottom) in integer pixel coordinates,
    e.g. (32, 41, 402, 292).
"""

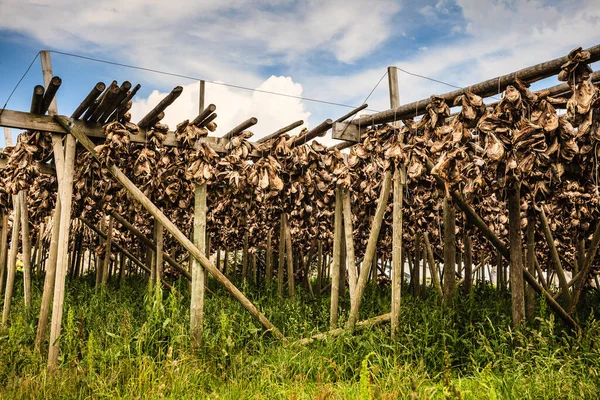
(1, 275, 600, 399)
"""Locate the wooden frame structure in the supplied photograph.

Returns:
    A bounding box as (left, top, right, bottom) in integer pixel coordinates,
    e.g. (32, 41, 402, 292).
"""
(1, 45, 599, 370)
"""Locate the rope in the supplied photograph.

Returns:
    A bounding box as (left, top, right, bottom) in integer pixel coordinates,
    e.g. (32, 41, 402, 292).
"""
(0, 52, 40, 119)
(48, 50, 380, 112)
(394, 66, 501, 101)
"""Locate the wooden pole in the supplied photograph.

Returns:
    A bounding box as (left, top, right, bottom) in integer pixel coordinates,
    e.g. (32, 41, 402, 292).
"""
(526, 214, 536, 320)
(19, 191, 33, 310)
(351, 44, 600, 127)
(191, 181, 207, 344)
(391, 167, 403, 338)
(47, 127, 76, 370)
(442, 197, 456, 307)
(58, 117, 284, 338)
(316, 241, 323, 295)
(36, 204, 60, 352)
(1, 197, 21, 327)
(101, 216, 114, 285)
(463, 232, 473, 295)
(265, 230, 273, 287)
(539, 207, 571, 306)
(330, 188, 343, 329)
(283, 213, 295, 299)
(154, 219, 164, 290)
(346, 171, 392, 330)
(95, 218, 106, 287)
(342, 189, 358, 300)
(0, 212, 9, 300)
(414, 232, 421, 297)
(278, 214, 285, 297)
(424, 233, 443, 298)
(242, 231, 249, 281)
(507, 184, 526, 327)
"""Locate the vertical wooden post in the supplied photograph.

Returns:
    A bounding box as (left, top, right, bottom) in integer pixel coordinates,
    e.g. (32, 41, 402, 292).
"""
(36, 203, 61, 351)
(391, 168, 403, 338)
(463, 232, 473, 295)
(342, 189, 358, 300)
(43, 50, 78, 370)
(278, 214, 285, 297)
(1, 197, 21, 327)
(242, 231, 249, 281)
(497, 247, 504, 290)
(265, 230, 273, 287)
(118, 253, 126, 287)
(0, 212, 9, 300)
(19, 191, 33, 310)
(330, 188, 342, 329)
(339, 232, 346, 298)
(102, 216, 114, 285)
(526, 214, 536, 320)
(442, 197, 456, 307)
(95, 218, 105, 287)
(154, 220, 164, 290)
(507, 184, 526, 327)
(216, 248, 221, 272)
(413, 232, 421, 297)
(283, 214, 295, 299)
(191, 181, 207, 344)
(388, 66, 404, 337)
(224, 249, 229, 276)
(316, 241, 323, 295)
(252, 253, 257, 286)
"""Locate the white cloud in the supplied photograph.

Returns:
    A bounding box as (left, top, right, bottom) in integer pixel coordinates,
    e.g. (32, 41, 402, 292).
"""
(130, 76, 310, 140)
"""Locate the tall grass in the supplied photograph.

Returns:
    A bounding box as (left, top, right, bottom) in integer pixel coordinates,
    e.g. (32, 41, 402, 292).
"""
(1, 274, 599, 399)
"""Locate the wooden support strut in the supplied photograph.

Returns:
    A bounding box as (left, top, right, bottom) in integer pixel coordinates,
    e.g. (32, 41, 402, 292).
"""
(56, 115, 284, 339)
(346, 170, 392, 330)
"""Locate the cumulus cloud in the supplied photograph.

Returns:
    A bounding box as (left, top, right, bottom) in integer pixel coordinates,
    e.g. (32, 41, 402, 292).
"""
(130, 76, 311, 140)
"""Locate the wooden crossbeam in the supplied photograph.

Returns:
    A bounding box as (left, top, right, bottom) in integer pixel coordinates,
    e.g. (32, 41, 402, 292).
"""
(0, 109, 260, 155)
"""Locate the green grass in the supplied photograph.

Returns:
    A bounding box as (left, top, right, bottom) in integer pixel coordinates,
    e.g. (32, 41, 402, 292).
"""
(1, 274, 600, 399)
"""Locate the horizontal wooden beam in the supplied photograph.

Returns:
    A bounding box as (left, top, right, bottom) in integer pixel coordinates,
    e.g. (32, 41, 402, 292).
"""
(351, 44, 600, 127)
(0, 109, 261, 156)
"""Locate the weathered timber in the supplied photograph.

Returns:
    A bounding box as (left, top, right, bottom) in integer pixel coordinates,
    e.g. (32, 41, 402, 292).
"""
(138, 86, 183, 128)
(539, 207, 571, 305)
(72, 82, 106, 119)
(191, 104, 217, 126)
(256, 120, 304, 144)
(40, 76, 62, 115)
(346, 170, 392, 330)
(30, 85, 45, 114)
(330, 188, 343, 329)
(299, 313, 391, 345)
(223, 117, 258, 140)
(291, 119, 332, 148)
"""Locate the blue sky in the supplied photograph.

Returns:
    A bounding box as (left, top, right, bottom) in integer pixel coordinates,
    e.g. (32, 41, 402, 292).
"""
(1, 0, 599, 147)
